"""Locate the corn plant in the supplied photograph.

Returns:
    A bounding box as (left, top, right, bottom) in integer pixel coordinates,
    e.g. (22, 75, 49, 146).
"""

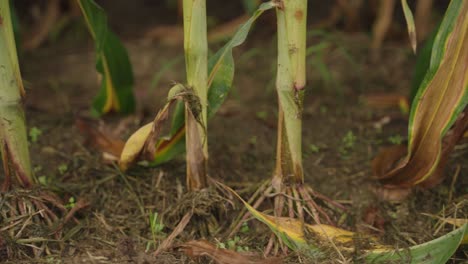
(272, 0, 307, 189)
(0, 0, 33, 190)
(182, 0, 209, 190)
(247, 1, 346, 229)
(373, 0, 468, 194)
(118, 3, 277, 178)
(235, 0, 468, 261)
(0, 1, 79, 257)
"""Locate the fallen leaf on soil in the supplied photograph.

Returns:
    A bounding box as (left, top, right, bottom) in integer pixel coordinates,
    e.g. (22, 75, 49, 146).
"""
(178, 240, 282, 264)
(372, 186, 412, 202)
(362, 206, 385, 232)
(75, 118, 125, 160)
(361, 93, 409, 114)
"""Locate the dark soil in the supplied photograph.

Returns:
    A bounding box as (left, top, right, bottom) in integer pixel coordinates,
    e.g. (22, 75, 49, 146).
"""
(1, 1, 467, 263)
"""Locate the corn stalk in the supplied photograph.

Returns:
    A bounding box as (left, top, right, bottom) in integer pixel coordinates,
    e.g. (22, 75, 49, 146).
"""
(272, 0, 307, 191)
(0, 0, 34, 190)
(183, 0, 208, 190)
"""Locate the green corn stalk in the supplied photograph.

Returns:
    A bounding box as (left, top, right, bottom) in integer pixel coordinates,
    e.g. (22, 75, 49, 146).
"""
(0, 0, 34, 190)
(183, 0, 209, 190)
(272, 0, 307, 190)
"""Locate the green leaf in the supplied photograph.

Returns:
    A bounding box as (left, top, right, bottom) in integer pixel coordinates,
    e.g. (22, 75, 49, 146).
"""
(77, 0, 135, 115)
(149, 1, 277, 166)
(364, 224, 467, 263)
(410, 24, 439, 102)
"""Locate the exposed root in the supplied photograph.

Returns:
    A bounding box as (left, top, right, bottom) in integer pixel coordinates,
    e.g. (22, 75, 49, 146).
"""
(226, 179, 347, 256)
(156, 178, 235, 255)
(0, 188, 86, 258)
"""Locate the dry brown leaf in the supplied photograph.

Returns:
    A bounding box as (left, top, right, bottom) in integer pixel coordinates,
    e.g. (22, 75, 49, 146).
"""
(372, 185, 412, 202)
(75, 118, 125, 159)
(361, 93, 409, 114)
(179, 240, 282, 264)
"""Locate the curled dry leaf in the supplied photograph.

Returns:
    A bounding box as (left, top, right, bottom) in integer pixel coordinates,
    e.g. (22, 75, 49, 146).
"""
(119, 84, 201, 171)
(361, 93, 409, 114)
(179, 240, 282, 264)
(118, 122, 153, 171)
(362, 206, 386, 232)
(75, 118, 125, 160)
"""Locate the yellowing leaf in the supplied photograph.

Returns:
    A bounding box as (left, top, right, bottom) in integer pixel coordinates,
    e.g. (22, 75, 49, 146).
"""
(119, 123, 152, 171)
(374, 0, 468, 188)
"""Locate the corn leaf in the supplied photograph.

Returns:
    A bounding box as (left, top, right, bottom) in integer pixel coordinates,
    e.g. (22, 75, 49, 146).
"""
(410, 24, 439, 102)
(145, 2, 277, 166)
(364, 224, 467, 263)
(375, 0, 468, 187)
(77, 0, 135, 115)
(401, 0, 417, 52)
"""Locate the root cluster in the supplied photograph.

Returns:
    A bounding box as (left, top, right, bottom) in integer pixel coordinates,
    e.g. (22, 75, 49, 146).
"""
(0, 188, 85, 258)
(228, 180, 347, 256)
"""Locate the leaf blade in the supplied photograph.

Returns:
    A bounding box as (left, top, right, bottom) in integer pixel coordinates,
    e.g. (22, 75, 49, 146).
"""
(77, 0, 135, 115)
(375, 0, 468, 186)
(401, 0, 417, 53)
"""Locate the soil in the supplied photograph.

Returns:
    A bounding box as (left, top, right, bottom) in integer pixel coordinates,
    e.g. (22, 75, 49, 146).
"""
(1, 1, 467, 263)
